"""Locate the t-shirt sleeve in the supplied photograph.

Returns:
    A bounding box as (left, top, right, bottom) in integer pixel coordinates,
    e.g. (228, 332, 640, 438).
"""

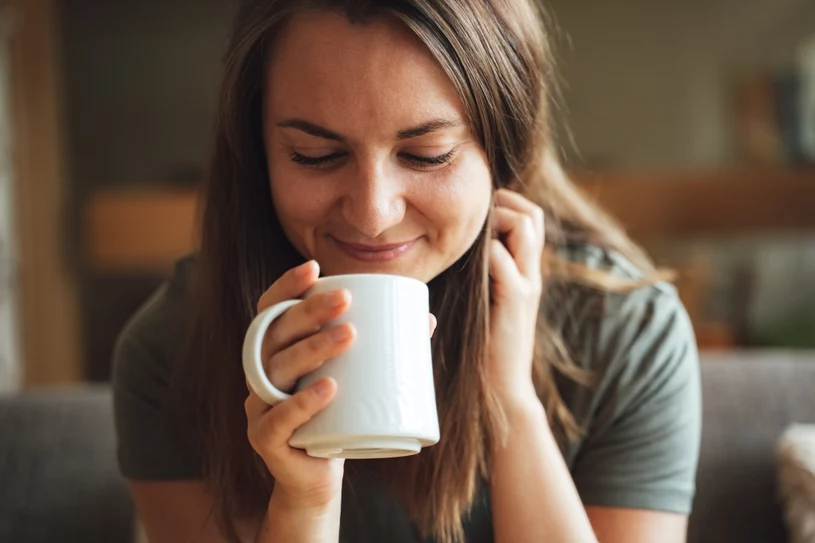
(569, 286, 702, 514)
(112, 267, 202, 481)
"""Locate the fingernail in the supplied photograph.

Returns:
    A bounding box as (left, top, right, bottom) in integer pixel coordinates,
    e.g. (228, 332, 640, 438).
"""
(324, 289, 349, 309)
(314, 379, 333, 397)
(297, 260, 316, 277)
(331, 324, 352, 342)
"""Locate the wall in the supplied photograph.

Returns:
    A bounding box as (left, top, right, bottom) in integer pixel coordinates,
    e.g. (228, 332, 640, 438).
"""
(57, 0, 815, 350)
(59, 0, 815, 178)
(60, 0, 234, 188)
(547, 0, 815, 169)
(59, 0, 235, 380)
(545, 0, 815, 342)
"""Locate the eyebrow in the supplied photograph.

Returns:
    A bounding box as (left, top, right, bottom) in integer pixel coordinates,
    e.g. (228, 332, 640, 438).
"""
(276, 118, 465, 142)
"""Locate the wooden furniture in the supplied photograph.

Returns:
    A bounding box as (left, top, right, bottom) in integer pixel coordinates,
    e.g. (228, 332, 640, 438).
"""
(84, 168, 815, 273)
(574, 168, 815, 240)
(85, 189, 199, 275)
(81, 169, 815, 353)
(9, 0, 83, 385)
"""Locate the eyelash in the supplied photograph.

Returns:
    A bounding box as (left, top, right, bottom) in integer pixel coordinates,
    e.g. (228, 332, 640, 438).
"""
(289, 149, 456, 169)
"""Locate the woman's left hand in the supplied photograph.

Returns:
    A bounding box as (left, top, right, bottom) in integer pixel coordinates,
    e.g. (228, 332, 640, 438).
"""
(488, 188, 545, 410)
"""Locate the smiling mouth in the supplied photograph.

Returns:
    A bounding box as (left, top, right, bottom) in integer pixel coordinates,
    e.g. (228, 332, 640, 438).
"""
(331, 237, 419, 263)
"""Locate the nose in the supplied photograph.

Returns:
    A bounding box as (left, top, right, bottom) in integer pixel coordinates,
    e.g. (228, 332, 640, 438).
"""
(340, 159, 406, 239)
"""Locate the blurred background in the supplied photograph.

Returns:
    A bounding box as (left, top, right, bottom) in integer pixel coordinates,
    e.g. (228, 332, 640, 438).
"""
(2, 0, 815, 388)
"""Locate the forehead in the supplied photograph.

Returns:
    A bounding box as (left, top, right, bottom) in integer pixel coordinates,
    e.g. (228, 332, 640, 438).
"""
(264, 10, 466, 137)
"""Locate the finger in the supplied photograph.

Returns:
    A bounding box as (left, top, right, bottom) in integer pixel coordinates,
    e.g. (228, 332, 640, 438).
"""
(245, 386, 273, 420)
(255, 378, 337, 451)
(492, 206, 539, 277)
(494, 189, 545, 243)
(267, 324, 356, 392)
(488, 238, 522, 300)
(257, 260, 320, 313)
(266, 289, 351, 355)
(429, 313, 437, 338)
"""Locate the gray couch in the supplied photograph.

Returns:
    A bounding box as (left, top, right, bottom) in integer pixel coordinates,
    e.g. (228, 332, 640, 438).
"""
(1, 352, 814, 543)
(0, 387, 133, 543)
(689, 351, 815, 543)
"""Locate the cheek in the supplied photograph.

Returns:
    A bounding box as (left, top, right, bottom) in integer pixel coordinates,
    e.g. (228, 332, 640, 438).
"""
(269, 169, 337, 258)
(418, 157, 491, 237)
(271, 168, 334, 226)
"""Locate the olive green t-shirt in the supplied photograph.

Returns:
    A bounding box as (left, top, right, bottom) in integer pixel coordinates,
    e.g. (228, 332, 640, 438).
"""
(112, 245, 701, 542)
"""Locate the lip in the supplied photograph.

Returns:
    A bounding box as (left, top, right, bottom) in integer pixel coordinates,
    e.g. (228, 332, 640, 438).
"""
(331, 237, 419, 263)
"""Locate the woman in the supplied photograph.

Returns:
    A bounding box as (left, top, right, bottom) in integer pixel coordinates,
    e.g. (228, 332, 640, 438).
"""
(113, 1, 701, 542)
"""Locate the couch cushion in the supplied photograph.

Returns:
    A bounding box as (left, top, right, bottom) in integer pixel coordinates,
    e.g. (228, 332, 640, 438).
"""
(0, 386, 134, 543)
(689, 351, 815, 543)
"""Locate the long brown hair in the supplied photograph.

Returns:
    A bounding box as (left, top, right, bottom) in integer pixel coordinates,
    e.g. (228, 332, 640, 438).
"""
(175, 1, 657, 542)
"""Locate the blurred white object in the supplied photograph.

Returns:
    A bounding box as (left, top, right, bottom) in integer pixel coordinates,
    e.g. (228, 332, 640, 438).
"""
(0, 8, 20, 392)
(777, 424, 815, 543)
(134, 517, 148, 543)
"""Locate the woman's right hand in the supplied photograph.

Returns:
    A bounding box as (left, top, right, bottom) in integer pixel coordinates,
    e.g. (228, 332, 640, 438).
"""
(244, 260, 354, 510)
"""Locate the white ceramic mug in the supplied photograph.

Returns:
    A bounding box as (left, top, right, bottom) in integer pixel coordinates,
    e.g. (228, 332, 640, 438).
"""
(243, 273, 440, 459)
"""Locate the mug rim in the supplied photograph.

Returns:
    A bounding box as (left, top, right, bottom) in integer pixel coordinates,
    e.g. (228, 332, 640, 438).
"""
(316, 272, 427, 289)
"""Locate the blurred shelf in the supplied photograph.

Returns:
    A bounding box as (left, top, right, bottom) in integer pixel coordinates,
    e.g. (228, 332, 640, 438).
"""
(84, 168, 815, 273)
(573, 168, 815, 240)
(694, 322, 737, 350)
(85, 188, 199, 274)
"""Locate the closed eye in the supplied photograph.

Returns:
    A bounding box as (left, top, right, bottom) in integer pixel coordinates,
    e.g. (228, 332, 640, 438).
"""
(289, 149, 457, 170)
(405, 149, 456, 166)
(289, 151, 345, 168)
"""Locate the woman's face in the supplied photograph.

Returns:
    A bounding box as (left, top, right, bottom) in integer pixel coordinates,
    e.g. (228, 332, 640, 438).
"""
(263, 11, 492, 282)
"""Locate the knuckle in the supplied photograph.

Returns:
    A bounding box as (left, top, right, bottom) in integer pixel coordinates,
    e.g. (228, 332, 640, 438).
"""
(522, 279, 542, 298)
(293, 390, 312, 412)
(321, 329, 335, 349)
(265, 322, 285, 354)
(265, 359, 284, 388)
(303, 340, 320, 360)
(256, 295, 269, 314)
(247, 425, 267, 454)
(256, 287, 278, 313)
(304, 296, 324, 318)
(259, 411, 285, 445)
(309, 334, 329, 356)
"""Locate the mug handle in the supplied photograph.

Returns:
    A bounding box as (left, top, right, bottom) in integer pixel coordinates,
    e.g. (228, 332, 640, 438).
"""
(242, 299, 303, 406)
